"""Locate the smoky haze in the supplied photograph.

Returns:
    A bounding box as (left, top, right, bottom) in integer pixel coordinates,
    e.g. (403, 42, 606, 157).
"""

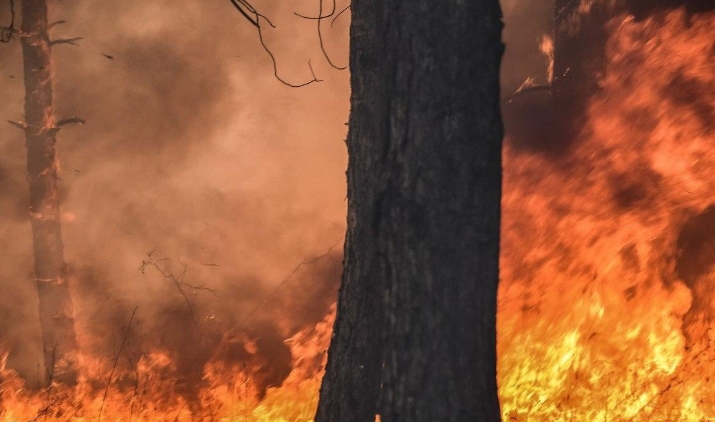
(0, 0, 553, 399)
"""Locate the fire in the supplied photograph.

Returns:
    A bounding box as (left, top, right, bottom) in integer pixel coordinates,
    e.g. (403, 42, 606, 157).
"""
(0, 306, 334, 421)
(2, 4, 714, 422)
(499, 7, 715, 421)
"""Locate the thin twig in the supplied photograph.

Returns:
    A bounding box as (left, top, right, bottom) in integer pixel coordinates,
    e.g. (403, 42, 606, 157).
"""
(99, 307, 138, 421)
(501, 85, 552, 103)
(331, 5, 350, 27)
(316, 0, 346, 70)
(29, 398, 59, 422)
(238, 237, 343, 328)
(228, 0, 322, 88)
(49, 37, 82, 47)
(57, 116, 86, 126)
(140, 252, 218, 338)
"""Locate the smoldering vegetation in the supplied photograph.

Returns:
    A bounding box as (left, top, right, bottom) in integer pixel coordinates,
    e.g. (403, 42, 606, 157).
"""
(0, 0, 350, 393)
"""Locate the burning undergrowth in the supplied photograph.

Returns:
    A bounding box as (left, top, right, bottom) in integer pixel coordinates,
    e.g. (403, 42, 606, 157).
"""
(499, 5, 715, 421)
(0, 250, 340, 420)
(0, 0, 349, 419)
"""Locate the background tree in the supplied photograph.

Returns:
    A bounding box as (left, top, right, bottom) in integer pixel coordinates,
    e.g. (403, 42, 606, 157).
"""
(9, 0, 81, 385)
(316, 0, 504, 420)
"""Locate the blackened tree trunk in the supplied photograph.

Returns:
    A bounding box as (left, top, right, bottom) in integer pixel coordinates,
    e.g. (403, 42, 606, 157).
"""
(314, 1, 388, 421)
(20, 0, 78, 385)
(316, 0, 504, 420)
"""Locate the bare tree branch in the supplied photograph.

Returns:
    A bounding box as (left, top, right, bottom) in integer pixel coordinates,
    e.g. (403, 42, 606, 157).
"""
(229, 0, 259, 27)
(140, 251, 219, 338)
(316, 0, 346, 70)
(294, 0, 336, 19)
(99, 307, 138, 422)
(331, 5, 350, 27)
(48, 20, 67, 30)
(29, 398, 59, 422)
(237, 237, 343, 328)
(49, 36, 82, 47)
(501, 85, 552, 103)
(7, 119, 27, 129)
(229, 0, 322, 88)
(57, 116, 86, 126)
(294, 0, 346, 70)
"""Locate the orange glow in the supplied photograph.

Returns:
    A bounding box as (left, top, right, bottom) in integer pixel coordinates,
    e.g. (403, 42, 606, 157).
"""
(0, 306, 334, 421)
(499, 8, 715, 421)
(2, 4, 714, 422)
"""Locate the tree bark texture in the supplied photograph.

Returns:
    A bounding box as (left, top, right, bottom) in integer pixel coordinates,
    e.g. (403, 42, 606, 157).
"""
(377, 1, 503, 421)
(314, 1, 389, 421)
(20, 0, 78, 385)
(316, 0, 504, 421)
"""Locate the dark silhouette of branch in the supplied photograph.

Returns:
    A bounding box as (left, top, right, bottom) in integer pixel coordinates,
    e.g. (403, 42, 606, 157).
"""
(1, 0, 14, 43)
(237, 237, 343, 328)
(140, 250, 218, 339)
(99, 307, 138, 421)
(57, 116, 86, 126)
(501, 85, 552, 103)
(29, 398, 59, 422)
(331, 5, 350, 27)
(49, 36, 82, 47)
(229, 0, 323, 87)
(294, 0, 336, 19)
(294, 0, 347, 70)
(229, 0, 258, 27)
(48, 20, 67, 30)
(7, 119, 27, 129)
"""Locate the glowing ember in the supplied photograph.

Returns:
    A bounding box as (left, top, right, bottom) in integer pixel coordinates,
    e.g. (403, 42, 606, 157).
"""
(499, 8, 715, 421)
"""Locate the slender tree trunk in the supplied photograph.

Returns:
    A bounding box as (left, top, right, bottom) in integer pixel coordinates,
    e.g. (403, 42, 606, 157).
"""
(314, 1, 388, 421)
(20, 0, 78, 385)
(316, 0, 504, 420)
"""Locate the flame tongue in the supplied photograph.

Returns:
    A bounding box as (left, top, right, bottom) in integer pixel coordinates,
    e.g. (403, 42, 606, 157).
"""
(3, 5, 715, 422)
(0, 307, 334, 421)
(499, 7, 715, 421)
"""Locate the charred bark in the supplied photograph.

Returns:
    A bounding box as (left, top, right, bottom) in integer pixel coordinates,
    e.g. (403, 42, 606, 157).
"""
(316, 0, 504, 421)
(20, 0, 78, 385)
(377, 0, 503, 420)
(314, 1, 388, 421)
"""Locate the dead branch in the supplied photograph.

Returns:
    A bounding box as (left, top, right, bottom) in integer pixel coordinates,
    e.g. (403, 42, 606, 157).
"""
(99, 307, 138, 421)
(57, 116, 86, 126)
(318, 0, 345, 70)
(29, 398, 59, 422)
(48, 20, 67, 30)
(294, 0, 347, 70)
(229, 0, 322, 88)
(49, 37, 82, 47)
(331, 5, 350, 27)
(7, 119, 27, 129)
(501, 85, 552, 103)
(238, 237, 343, 328)
(140, 251, 218, 338)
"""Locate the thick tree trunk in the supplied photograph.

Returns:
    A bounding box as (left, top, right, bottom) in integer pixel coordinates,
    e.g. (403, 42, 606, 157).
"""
(314, 1, 388, 421)
(316, 0, 504, 421)
(20, 0, 78, 385)
(377, 1, 503, 421)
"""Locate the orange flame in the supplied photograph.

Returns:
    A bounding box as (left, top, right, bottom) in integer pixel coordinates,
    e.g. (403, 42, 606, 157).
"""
(500, 7, 715, 421)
